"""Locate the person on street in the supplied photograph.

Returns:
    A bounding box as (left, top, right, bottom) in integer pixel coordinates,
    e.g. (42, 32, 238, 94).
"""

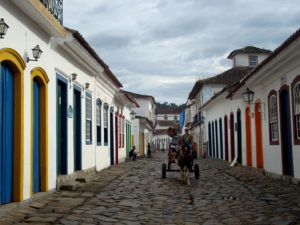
(129, 146, 137, 161)
(167, 127, 182, 169)
(147, 143, 151, 158)
(182, 128, 193, 150)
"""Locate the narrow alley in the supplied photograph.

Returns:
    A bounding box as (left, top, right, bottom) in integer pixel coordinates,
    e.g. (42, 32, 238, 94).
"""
(1, 152, 300, 225)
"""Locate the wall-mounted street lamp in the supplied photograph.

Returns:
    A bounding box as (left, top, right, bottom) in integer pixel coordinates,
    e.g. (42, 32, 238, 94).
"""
(110, 106, 114, 113)
(26, 45, 43, 62)
(130, 110, 136, 120)
(69, 73, 77, 82)
(84, 82, 90, 90)
(242, 88, 255, 105)
(0, 18, 9, 38)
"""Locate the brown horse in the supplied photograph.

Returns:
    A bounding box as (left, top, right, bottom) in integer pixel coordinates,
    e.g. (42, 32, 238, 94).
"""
(177, 144, 193, 185)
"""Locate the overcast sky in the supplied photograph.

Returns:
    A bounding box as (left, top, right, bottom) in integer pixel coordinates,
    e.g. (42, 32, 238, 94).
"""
(64, 0, 300, 104)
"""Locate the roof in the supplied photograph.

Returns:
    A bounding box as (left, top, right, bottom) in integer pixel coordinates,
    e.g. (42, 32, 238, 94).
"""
(188, 66, 252, 99)
(153, 129, 169, 135)
(227, 46, 272, 59)
(228, 27, 300, 98)
(156, 108, 182, 114)
(157, 120, 179, 128)
(65, 27, 123, 88)
(135, 115, 154, 129)
(121, 90, 155, 103)
(120, 90, 139, 107)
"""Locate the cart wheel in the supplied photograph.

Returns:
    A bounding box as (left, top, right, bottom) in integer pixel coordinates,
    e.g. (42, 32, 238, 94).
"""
(162, 163, 167, 178)
(194, 164, 199, 179)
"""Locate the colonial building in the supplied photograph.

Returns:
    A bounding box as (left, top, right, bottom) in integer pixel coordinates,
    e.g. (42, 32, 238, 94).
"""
(122, 91, 156, 156)
(0, 0, 137, 205)
(202, 28, 300, 181)
(153, 108, 181, 151)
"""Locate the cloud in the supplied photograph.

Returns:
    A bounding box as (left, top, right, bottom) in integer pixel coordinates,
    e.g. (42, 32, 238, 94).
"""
(64, 0, 300, 104)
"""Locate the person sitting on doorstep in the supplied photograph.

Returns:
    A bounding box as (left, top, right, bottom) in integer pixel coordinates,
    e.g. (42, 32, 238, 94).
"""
(129, 146, 137, 161)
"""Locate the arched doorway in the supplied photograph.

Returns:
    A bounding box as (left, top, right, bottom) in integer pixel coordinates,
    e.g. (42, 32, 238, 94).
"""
(255, 101, 263, 168)
(245, 106, 252, 166)
(0, 48, 25, 204)
(279, 86, 294, 176)
(31, 68, 49, 194)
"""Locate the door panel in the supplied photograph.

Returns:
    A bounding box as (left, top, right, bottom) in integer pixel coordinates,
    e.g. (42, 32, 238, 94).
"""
(57, 80, 68, 175)
(33, 79, 41, 193)
(73, 89, 82, 171)
(0, 63, 14, 204)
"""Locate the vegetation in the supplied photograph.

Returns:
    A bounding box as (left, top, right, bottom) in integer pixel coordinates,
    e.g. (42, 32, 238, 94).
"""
(155, 101, 185, 110)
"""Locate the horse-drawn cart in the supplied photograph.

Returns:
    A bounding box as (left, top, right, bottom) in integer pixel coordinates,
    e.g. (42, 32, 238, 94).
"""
(161, 146, 200, 179)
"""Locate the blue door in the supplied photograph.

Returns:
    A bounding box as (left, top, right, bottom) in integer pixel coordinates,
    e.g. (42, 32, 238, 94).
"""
(215, 120, 219, 159)
(33, 78, 41, 193)
(208, 122, 211, 157)
(280, 88, 294, 176)
(0, 63, 14, 204)
(110, 111, 114, 165)
(73, 88, 82, 171)
(57, 79, 68, 175)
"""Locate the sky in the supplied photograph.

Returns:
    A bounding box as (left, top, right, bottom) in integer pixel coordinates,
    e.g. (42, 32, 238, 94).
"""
(63, 0, 300, 104)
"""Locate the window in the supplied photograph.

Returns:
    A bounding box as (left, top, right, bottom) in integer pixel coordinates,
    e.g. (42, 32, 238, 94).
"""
(294, 84, 300, 140)
(85, 93, 92, 144)
(268, 94, 279, 143)
(249, 55, 258, 67)
(174, 115, 178, 121)
(164, 114, 168, 120)
(96, 99, 102, 145)
(103, 103, 108, 145)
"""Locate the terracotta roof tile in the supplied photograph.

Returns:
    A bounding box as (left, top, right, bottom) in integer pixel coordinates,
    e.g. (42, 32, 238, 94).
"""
(189, 66, 252, 99)
(227, 46, 272, 59)
(65, 27, 123, 88)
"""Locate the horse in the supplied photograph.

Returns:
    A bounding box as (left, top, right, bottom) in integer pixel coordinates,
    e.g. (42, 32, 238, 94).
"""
(177, 144, 193, 185)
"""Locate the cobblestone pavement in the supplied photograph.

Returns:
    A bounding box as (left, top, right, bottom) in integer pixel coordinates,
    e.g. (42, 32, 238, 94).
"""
(1, 151, 300, 225)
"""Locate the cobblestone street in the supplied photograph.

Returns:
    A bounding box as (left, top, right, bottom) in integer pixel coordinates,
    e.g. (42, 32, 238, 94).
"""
(1, 152, 300, 225)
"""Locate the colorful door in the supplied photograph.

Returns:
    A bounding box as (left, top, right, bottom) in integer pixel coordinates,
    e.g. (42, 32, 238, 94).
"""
(110, 110, 114, 165)
(237, 109, 242, 164)
(215, 120, 219, 159)
(219, 118, 223, 160)
(73, 88, 82, 171)
(115, 113, 118, 164)
(0, 63, 14, 204)
(224, 115, 228, 161)
(57, 79, 68, 175)
(230, 113, 235, 161)
(208, 122, 212, 157)
(33, 79, 41, 193)
(245, 106, 252, 166)
(212, 122, 215, 158)
(255, 102, 263, 168)
(279, 88, 294, 176)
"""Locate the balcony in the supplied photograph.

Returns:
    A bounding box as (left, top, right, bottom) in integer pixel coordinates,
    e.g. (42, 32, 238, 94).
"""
(40, 0, 63, 24)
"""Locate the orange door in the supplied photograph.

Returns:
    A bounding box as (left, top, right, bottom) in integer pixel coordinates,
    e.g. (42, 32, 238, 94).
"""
(255, 102, 263, 168)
